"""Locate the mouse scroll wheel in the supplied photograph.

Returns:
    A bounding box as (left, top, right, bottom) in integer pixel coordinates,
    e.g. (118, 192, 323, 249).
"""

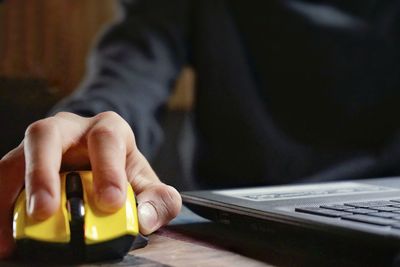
(66, 172, 85, 220)
(66, 172, 85, 260)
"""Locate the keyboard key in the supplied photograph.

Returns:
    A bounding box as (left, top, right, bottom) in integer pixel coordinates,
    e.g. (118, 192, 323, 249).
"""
(344, 201, 393, 208)
(319, 204, 354, 211)
(367, 212, 398, 219)
(369, 206, 400, 212)
(390, 199, 400, 203)
(391, 223, 400, 229)
(295, 207, 352, 218)
(346, 208, 377, 215)
(342, 214, 398, 226)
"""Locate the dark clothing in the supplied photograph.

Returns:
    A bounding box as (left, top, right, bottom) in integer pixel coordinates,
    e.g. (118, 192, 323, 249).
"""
(53, 0, 400, 188)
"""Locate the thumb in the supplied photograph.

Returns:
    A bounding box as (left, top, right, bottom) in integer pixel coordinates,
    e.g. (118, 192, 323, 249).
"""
(136, 183, 182, 235)
(126, 150, 182, 235)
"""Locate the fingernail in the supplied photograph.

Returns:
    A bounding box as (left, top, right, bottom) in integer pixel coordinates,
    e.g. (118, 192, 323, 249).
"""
(96, 186, 124, 212)
(138, 202, 158, 234)
(28, 189, 53, 220)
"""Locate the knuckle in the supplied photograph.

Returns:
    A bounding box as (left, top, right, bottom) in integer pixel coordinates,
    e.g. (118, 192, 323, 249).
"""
(54, 111, 70, 117)
(91, 112, 136, 148)
(95, 111, 132, 134)
(25, 168, 43, 184)
(88, 125, 118, 141)
(53, 111, 76, 120)
(164, 186, 182, 217)
(95, 111, 122, 122)
(24, 168, 56, 196)
(24, 168, 47, 191)
(96, 168, 125, 187)
(153, 184, 182, 220)
(25, 118, 57, 138)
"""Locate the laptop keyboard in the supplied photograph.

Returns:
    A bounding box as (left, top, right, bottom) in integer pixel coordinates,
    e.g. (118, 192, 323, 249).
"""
(295, 199, 400, 228)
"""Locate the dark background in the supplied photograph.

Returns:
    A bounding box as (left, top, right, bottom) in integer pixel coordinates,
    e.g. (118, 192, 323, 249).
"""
(0, 1, 194, 190)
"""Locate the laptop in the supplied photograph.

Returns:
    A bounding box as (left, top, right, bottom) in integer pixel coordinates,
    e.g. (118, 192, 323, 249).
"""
(181, 177, 400, 256)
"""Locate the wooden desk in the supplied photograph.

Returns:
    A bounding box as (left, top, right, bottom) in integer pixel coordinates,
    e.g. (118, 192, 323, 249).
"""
(126, 230, 270, 267)
(2, 207, 397, 267)
(89, 208, 272, 267)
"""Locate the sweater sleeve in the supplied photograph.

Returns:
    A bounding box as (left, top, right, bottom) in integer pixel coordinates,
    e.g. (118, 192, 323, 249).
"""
(50, 0, 191, 158)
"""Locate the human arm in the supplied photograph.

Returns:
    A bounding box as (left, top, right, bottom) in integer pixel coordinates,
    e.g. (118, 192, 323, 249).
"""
(0, 0, 191, 258)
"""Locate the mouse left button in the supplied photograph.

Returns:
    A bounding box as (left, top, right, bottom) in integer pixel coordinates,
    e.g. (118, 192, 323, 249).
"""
(13, 173, 71, 261)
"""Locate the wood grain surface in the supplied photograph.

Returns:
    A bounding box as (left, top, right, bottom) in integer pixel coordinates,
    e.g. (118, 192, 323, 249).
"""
(130, 233, 271, 267)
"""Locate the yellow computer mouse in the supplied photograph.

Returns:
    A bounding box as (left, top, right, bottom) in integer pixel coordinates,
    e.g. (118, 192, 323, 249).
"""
(13, 171, 147, 262)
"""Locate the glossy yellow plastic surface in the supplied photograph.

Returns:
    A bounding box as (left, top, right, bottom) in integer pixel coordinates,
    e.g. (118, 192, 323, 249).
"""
(13, 174, 70, 243)
(13, 171, 139, 245)
(79, 171, 139, 245)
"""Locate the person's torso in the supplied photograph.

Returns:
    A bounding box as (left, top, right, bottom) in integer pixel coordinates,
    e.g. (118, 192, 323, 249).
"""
(190, 0, 400, 188)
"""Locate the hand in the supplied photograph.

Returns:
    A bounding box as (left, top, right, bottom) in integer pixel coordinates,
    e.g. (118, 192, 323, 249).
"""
(0, 111, 182, 258)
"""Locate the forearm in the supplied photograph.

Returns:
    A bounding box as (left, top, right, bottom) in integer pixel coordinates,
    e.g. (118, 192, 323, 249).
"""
(51, 0, 191, 158)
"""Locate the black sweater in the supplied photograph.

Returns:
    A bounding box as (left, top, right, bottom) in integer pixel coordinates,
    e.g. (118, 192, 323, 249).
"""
(52, 0, 400, 188)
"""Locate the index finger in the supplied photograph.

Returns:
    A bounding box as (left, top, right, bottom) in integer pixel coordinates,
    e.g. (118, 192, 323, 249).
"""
(23, 113, 89, 220)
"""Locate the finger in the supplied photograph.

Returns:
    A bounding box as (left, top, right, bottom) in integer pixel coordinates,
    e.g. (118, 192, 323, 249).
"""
(24, 118, 63, 220)
(126, 151, 182, 234)
(57, 112, 92, 170)
(0, 144, 25, 258)
(136, 183, 182, 235)
(24, 113, 89, 220)
(87, 112, 134, 213)
(126, 150, 161, 191)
